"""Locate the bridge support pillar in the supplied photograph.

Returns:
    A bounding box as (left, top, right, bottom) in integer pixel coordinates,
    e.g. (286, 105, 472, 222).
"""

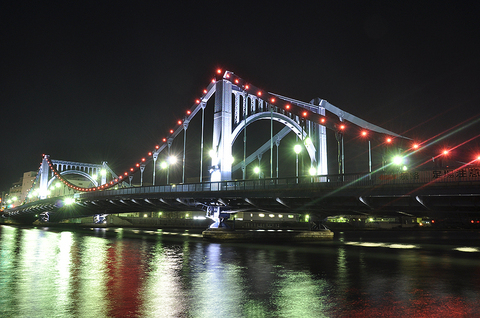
(211, 79, 233, 181)
(206, 206, 231, 229)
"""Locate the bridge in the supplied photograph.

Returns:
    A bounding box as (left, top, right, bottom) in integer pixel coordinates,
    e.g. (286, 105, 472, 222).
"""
(3, 69, 480, 225)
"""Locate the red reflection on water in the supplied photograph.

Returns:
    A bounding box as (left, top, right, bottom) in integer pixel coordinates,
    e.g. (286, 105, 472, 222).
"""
(333, 288, 477, 317)
(105, 242, 146, 317)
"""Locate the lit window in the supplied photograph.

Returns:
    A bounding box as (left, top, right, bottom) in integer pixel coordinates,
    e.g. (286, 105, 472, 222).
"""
(278, 214, 283, 218)
(288, 215, 294, 219)
(269, 214, 275, 218)
(259, 213, 265, 218)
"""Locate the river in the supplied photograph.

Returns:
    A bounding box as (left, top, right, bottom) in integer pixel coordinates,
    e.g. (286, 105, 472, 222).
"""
(1, 225, 479, 317)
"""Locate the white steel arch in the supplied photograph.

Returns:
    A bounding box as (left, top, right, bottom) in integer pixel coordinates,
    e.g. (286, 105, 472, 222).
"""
(47, 170, 99, 188)
(231, 111, 317, 163)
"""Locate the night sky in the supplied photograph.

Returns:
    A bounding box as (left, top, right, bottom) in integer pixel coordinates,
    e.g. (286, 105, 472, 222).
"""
(2, 1, 480, 192)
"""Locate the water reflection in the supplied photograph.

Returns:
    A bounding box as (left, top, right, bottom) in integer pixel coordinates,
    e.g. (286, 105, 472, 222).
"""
(1, 225, 480, 317)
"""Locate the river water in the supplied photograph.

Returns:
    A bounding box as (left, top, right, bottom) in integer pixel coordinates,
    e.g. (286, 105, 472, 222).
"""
(1, 225, 479, 317)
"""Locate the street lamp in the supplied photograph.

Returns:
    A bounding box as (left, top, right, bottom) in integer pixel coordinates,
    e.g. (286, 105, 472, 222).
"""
(361, 130, 372, 175)
(294, 144, 302, 182)
(164, 155, 177, 184)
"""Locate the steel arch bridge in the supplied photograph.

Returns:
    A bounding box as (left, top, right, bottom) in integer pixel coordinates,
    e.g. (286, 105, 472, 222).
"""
(4, 69, 418, 225)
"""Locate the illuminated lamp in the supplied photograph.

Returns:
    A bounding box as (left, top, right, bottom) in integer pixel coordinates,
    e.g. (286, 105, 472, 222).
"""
(178, 120, 182, 125)
(443, 150, 449, 155)
(148, 152, 152, 156)
(170, 129, 174, 134)
(130, 168, 134, 171)
(245, 84, 249, 90)
(136, 163, 140, 167)
(141, 158, 146, 162)
(203, 89, 207, 94)
(477, 155, 480, 161)
(187, 110, 192, 115)
(211, 78, 215, 83)
(225, 73, 230, 78)
(163, 138, 167, 142)
(110, 181, 114, 184)
(124, 172, 128, 176)
(386, 137, 392, 143)
(270, 98, 275, 103)
(257, 91, 262, 96)
(339, 124, 346, 131)
(216, 69, 222, 74)
(302, 111, 308, 117)
(285, 104, 291, 110)
(234, 79, 239, 84)
(119, 176, 123, 179)
(155, 145, 159, 149)
(413, 143, 419, 149)
(195, 99, 200, 104)
(361, 130, 368, 137)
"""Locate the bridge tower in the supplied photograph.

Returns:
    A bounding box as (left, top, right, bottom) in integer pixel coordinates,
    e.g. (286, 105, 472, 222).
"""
(306, 105, 328, 176)
(210, 79, 233, 181)
(39, 155, 50, 199)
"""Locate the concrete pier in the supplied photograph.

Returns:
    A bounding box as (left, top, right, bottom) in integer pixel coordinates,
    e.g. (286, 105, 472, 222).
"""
(202, 228, 334, 242)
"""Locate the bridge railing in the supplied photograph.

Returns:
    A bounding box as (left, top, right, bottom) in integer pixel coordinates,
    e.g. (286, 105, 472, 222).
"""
(75, 168, 480, 200)
(76, 172, 399, 199)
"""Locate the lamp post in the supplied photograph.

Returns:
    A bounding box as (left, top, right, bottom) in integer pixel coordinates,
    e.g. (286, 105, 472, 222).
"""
(361, 130, 372, 177)
(294, 144, 302, 182)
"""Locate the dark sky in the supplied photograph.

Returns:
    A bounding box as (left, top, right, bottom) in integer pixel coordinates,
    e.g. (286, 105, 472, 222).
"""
(1, 1, 480, 191)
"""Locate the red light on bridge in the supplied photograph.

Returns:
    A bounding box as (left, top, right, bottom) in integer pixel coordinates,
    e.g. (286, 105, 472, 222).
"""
(155, 145, 159, 149)
(339, 124, 346, 131)
(141, 157, 146, 162)
(203, 89, 207, 94)
(124, 172, 128, 176)
(442, 149, 449, 155)
(302, 111, 308, 117)
(285, 104, 290, 110)
(177, 120, 182, 125)
(131, 167, 135, 171)
(170, 129, 174, 134)
(216, 69, 222, 74)
(163, 138, 167, 142)
(195, 99, 200, 104)
(234, 79, 239, 84)
(244, 84, 250, 90)
(187, 110, 192, 115)
(320, 118, 326, 124)
(476, 155, 480, 161)
(413, 143, 420, 149)
(361, 130, 368, 137)
(257, 91, 262, 96)
(386, 137, 392, 143)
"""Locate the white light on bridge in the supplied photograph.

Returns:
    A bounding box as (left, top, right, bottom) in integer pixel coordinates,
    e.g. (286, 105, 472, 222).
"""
(64, 197, 75, 205)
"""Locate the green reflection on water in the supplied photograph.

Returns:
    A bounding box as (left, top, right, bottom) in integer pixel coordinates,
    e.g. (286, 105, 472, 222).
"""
(272, 269, 332, 318)
(140, 241, 186, 317)
(77, 235, 110, 317)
